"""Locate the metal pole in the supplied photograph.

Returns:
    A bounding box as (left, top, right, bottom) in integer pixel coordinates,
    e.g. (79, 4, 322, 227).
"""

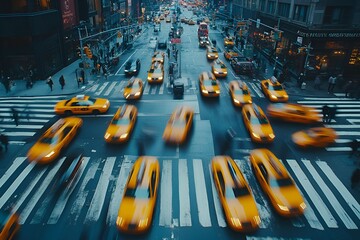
(78, 28, 86, 69)
(304, 42, 312, 77)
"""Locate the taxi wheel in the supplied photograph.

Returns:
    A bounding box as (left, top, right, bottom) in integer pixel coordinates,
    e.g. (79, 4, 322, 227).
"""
(65, 110, 72, 116)
(92, 109, 100, 115)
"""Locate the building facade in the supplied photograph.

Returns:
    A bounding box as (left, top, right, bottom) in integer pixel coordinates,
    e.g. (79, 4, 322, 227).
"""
(232, 0, 360, 80)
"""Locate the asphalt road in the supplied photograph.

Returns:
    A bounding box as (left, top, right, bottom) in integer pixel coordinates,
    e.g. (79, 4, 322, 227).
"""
(0, 7, 359, 240)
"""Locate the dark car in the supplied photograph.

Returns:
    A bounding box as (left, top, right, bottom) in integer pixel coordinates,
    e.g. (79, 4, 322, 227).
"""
(124, 58, 141, 76)
(158, 39, 167, 49)
(230, 56, 255, 77)
(53, 150, 84, 194)
(199, 36, 210, 48)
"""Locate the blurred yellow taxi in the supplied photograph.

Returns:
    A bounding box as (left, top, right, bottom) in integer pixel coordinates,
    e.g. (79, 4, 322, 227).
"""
(199, 71, 220, 97)
(292, 127, 337, 148)
(116, 156, 160, 233)
(27, 117, 82, 164)
(206, 46, 219, 60)
(151, 51, 165, 63)
(0, 210, 19, 240)
(54, 95, 110, 115)
(123, 77, 144, 100)
(188, 19, 195, 25)
(242, 104, 275, 143)
(163, 106, 194, 144)
(211, 59, 228, 78)
(224, 48, 239, 60)
(211, 156, 261, 232)
(166, 17, 171, 23)
(224, 37, 235, 47)
(267, 103, 320, 124)
(159, 15, 165, 20)
(229, 80, 252, 107)
(104, 104, 137, 143)
(261, 77, 289, 102)
(147, 61, 164, 84)
(250, 149, 306, 217)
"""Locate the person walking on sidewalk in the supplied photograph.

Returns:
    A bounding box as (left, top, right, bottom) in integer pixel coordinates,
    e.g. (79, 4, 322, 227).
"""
(297, 73, 305, 88)
(314, 75, 321, 90)
(11, 108, 19, 126)
(59, 75, 65, 90)
(327, 74, 337, 94)
(47, 77, 54, 91)
(0, 133, 8, 152)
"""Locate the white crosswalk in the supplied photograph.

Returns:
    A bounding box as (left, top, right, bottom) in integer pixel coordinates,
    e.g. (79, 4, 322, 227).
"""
(297, 97, 360, 152)
(84, 80, 170, 96)
(0, 155, 359, 231)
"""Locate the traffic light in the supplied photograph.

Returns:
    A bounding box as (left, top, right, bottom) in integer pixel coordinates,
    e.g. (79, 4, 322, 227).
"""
(84, 46, 92, 59)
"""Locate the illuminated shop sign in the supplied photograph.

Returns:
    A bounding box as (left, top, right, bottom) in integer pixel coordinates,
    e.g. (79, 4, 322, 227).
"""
(61, 0, 76, 29)
(297, 31, 360, 38)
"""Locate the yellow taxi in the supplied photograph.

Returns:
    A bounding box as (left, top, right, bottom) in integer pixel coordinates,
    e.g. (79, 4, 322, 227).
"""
(267, 103, 320, 124)
(224, 37, 235, 47)
(54, 95, 110, 115)
(211, 59, 228, 78)
(211, 156, 261, 232)
(116, 156, 160, 233)
(188, 19, 195, 25)
(166, 17, 171, 23)
(104, 104, 137, 143)
(159, 15, 165, 20)
(199, 71, 220, 97)
(249, 149, 306, 217)
(292, 127, 337, 148)
(206, 46, 219, 60)
(229, 80, 252, 107)
(163, 106, 194, 144)
(27, 117, 82, 164)
(147, 61, 164, 84)
(123, 77, 144, 100)
(242, 104, 275, 143)
(261, 76, 289, 102)
(0, 210, 19, 240)
(224, 48, 239, 60)
(151, 51, 165, 63)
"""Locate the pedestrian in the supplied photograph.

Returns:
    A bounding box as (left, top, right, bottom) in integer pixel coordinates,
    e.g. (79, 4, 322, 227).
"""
(349, 139, 359, 157)
(314, 75, 321, 90)
(322, 105, 330, 123)
(351, 168, 360, 189)
(46, 77, 54, 91)
(297, 73, 304, 87)
(167, 48, 170, 58)
(0, 133, 8, 152)
(59, 75, 65, 89)
(327, 74, 337, 94)
(344, 80, 353, 98)
(11, 108, 19, 126)
(327, 106, 337, 123)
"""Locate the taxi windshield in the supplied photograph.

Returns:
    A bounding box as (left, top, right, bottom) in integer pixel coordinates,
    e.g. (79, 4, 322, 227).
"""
(124, 187, 150, 199)
(112, 118, 130, 125)
(171, 118, 185, 127)
(250, 115, 269, 124)
(269, 177, 293, 188)
(40, 135, 59, 145)
(224, 186, 250, 198)
(269, 84, 284, 91)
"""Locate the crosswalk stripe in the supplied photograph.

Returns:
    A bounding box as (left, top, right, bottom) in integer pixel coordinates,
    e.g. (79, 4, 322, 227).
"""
(159, 82, 165, 94)
(287, 159, 338, 228)
(316, 161, 360, 220)
(85, 157, 116, 222)
(143, 82, 151, 94)
(159, 160, 173, 226)
(20, 157, 66, 224)
(107, 156, 133, 225)
(193, 159, 212, 227)
(47, 157, 90, 224)
(104, 81, 117, 96)
(325, 147, 352, 152)
(94, 81, 109, 96)
(248, 82, 264, 98)
(0, 104, 56, 108)
(335, 131, 360, 136)
(70, 161, 100, 223)
(2, 132, 36, 137)
(302, 160, 357, 229)
(298, 100, 360, 104)
(0, 157, 26, 188)
(0, 124, 44, 129)
(208, 163, 227, 227)
(325, 124, 360, 128)
(297, 104, 360, 108)
(0, 161, 36, 209)
(178, 159, 192, 226)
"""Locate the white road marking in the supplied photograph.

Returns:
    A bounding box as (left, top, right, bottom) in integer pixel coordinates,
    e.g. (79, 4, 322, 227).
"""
(325, 147, 351, 152)
(143, 82, 151, 94)
(302, 160, 357, 229)
(208, 163, 227, 227)
(85, 157, 116, 222)
(159, 82, 165, 94)
(193, 159, 212, 227)
(298, 100, 360, 104)
(317, 161, 360, 220)
(159, 160, 173, 226)
(104, 81, 117, 96)
(0, 157, 27, 188)
(86, 83, 99, 93)
(1, 132, 35, 137)
(335, 131, 360, 136)
(0, 124, 44, 129)
(248, 82, 264, 98)
(0, 104, 56, 108)
(325, 125, 360, 128)
(94, 82, 109, 96)
(347, 119, 360, 124)
(287, 159, 338, 228)
(20, 158, 65, 224)
(178, 159, 192, 226)
(107, 156, 134, 225)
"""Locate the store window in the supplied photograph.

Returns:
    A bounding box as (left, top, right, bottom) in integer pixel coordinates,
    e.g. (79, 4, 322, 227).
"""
(259, 0, 266, 12)
(267, 1, 275, 15)
(293, 5, 308, 22)
(323, 6, 350, 25)
(278, 3, 290, 18)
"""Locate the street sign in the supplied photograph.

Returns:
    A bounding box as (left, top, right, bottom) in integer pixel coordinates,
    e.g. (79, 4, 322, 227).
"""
(171, 38, 181, 44)
(256, 18, 260, 28)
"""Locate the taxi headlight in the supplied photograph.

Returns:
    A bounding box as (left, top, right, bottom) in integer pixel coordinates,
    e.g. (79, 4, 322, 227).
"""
(215, 90, 220, 94)
(214, 71, 219, 74)
(147, 76, 151, 80)
(300, 202, 306, 210)
(120, 133, 128, 139)
(278, 204, 289, 212)
(270, 94, 277, 99)
(230, 217, 241, 227)
(202, 89, 208, 94)
(135, 92, 141, 96)
(207, 54, 211, 58)
(234, 99, 240, 103)
(45, 151, 55, 158)
(124, 94, 130, 99)
(116, 216, 124, 226)
(138, 218, 149, 227)
(251, 132, 260, 139)
(253, 215, 261, 225)
(223, 71, 227, 74)
(104, 132, 111, 139)
(159, 76, 163, 80)
(269, 133, 275, 139)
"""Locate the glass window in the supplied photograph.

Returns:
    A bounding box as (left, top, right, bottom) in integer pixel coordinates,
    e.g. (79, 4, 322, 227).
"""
(267, 1, 276, 14)
(40, 135, 59, 145)
(259, 0, 266, 12)
(216, 171, 225, 194)
(124, 187, 150, 198)
(112, 118, 130, 125)
(278, 3, 290, 18)
(323, 6, 350, 24)
(293, 5, 308, 22)
(269, 177, 294, 188)
(224, 186, 250, 198)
